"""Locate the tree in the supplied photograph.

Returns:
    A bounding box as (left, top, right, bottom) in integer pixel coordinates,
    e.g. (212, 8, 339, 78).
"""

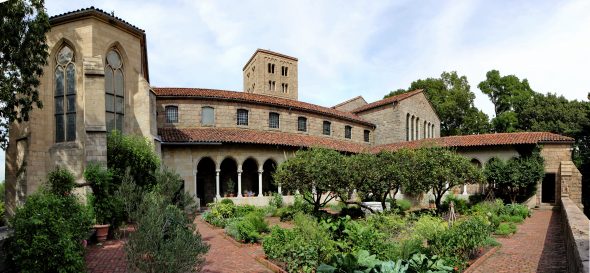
(0, 0, 50, 148)
(107, 131, 160, 189)
(478, 69, 534, 116)
(386, 71, 490, 136)
(274, 148, 348, 213)
(414, 147, 483, 210)
(484, 154, 544, 204)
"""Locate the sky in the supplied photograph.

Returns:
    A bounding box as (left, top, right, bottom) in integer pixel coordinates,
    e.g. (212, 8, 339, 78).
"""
(2, 0, 590, 181)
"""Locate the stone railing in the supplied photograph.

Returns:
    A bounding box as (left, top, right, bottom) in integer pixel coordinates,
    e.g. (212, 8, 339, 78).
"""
(561, 197, 589, 273)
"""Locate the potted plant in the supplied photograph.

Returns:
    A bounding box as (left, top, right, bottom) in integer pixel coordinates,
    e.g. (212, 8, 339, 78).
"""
(226, 178, 236, 197)
(84, 163, 114, 242)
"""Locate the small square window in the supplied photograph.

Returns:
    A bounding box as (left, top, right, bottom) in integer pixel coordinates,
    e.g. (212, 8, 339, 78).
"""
(298, 117, 307, 132)
(323, 121, 331, 135)
(237, 109, 248, 125)
(364, 130, 370, 142)
(269, 112, 280, 128)
(202, 106, 214, 125)
(165, 106, 178, 123)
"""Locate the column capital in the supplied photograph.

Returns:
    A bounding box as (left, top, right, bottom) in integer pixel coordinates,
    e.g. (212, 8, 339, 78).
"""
(258, 169, 263, 174)
(237, 170, 243, 174)
(215, 169, 221, 173)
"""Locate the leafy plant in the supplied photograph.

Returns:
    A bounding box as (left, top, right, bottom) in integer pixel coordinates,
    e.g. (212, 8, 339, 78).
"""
(440, 195, 469, 214)
(10, 169, 93, 273)
(47, 167, 76, 196)
(392, 199, 412, 212)
(220, 198, 234, 205)
(84, 163, 123, 226)
(125, 193, 209, 273)
(225, 212, 269, 243)
(406, 253, 453, 273)
(269, 192, 284, 208)
(317, 250, 409, 273)
(494, 223, 517, 235)
(107, 131, 160, 190)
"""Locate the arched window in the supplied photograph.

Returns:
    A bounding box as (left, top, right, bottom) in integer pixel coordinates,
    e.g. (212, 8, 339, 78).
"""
(55, 45, 76, 142)
(165, 106, 178, 123)
(201, 106, 214, 125)
(105, 49, 124, 132)
(431, 124, 435, 137)
(344, 125, 352, 139)
(415, 117, 420, 140)
(406, 113, 410, 141)
(423, 121, 427, 139)
(323, 121, 331, 135)
(410, 115, 415, 141)
(237, 109, 249, 125)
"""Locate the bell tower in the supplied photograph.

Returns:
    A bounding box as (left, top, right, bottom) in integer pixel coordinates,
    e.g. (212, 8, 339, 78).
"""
(243, 49, 298, 100)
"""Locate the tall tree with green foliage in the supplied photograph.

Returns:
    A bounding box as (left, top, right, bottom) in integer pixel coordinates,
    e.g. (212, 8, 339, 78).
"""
(478, 69, 535, 116)
(413, 147, 483, 210)
(107, 131, 160, 189)
(0, 0, 50, 148)
(385, 71, 490, 136)
(484, 153, 544, 204)
(273, 148, 348, 213)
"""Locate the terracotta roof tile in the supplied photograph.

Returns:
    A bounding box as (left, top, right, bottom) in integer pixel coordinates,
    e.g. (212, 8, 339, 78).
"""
(352, 89, 423, 113)
(372, 132, 574, 152)
(153, 87, 375, 126)
(159, 127, 369, 153)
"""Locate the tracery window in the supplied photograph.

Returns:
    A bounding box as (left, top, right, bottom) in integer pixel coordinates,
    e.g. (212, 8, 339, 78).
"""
(105, 49, 124, 132)
(55, 45, 76, 142)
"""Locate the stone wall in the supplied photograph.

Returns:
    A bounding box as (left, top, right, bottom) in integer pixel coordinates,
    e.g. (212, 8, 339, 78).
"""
(560, 197, 589, 273)
(243, 50, 298, 100)
(357, 92, 440, 145)
(157, 98, 374, 144)
(332, 96, 367, 112)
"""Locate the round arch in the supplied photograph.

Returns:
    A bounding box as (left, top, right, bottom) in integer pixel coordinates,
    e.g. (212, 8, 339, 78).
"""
(196, 157, 216, 207)
(220, 157, 238, 197)
(263, 158, 279, 195)
(241, 158, 258, 196)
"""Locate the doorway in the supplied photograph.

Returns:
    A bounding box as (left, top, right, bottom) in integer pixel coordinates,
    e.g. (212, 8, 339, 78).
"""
(542, 173, 556, 203)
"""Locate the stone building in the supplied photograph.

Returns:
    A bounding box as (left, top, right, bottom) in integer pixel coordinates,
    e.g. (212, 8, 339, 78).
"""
(4, 7, 584, 214)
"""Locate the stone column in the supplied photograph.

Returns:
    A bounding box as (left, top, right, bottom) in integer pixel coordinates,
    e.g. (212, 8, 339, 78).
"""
(215, 169, 221, 199)
(237, 169, 243, 197)
(278, 184, 282, 195)
(462, 184, 467, 195)
(258, 169, 263, 197)
(194, 171, 198, 198)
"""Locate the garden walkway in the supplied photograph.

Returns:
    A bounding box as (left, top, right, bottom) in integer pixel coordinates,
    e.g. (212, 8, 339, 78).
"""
(467, 209, 567, 273)
(85, 216, 272, 273)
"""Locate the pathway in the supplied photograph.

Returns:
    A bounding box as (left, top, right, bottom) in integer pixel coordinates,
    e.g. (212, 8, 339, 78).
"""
(468, 209, 567, 273)
(85, 216, 272, 273)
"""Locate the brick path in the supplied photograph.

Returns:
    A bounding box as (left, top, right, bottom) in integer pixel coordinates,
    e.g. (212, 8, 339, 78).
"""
(468, 209, 567, 273)
(85, 216, 272, 273)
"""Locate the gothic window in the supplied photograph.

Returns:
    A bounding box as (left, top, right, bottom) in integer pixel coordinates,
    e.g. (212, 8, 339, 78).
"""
(345, 125, 352, 139)
(364, 130, 370, 142)
(323, 121, 331, 135)
(201, 106, 214, 125)
(55, 45, 76, 142)
(298, 117, 307, 132)
(165, 106, 178, 123)
(105, 49, 124, 132)
(237, 109, 249, 125)
(269, 112, 280, 128)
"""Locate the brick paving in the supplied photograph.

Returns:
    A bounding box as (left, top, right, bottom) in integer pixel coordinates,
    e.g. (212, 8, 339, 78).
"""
(85, 216, 273, 273)
(468, 209, 567, 273)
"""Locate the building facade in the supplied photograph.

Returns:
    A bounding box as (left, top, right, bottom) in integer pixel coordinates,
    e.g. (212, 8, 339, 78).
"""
(4, 8, 583, 214)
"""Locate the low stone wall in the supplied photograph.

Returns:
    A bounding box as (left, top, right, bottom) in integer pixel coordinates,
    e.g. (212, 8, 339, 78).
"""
(561, 197, 589, 273)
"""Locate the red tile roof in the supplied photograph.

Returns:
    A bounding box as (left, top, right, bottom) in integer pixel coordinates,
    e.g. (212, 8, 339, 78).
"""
(352, 89, 423, 113)
(153, 87, 375, 127)
(159, 127, 370, 153)
(372, 132, 574, 152)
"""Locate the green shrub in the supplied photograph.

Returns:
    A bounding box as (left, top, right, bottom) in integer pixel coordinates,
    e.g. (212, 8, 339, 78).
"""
(220, 198, 234, 205)
(153, 167, 198, 215)
(263, 213, 337, 272)
(441, 195, 469, 214)
(498, 214, 524, 223)
(203, 202, 235, 227)
(430, 215, 493, 268)
(494, 222, 517, 235)
(234, 204, 258, 217)
(366, 213, 408, 238)
(342, 220, 390, 259)
(269, 192, 283, 208)
(388, 238, 425, 261)
(47, 167, 76, 196)
(394, 199, 412, 212)
(126, 193, 209, 273)
(340, 205, 365, 218)
(225, 212, 269, 243)
(501, 204, 530, 219)
(317, 250, 409, 273)
(411, 215, 447, 243)
(10, 190, 93, 273)
(84, 163, 124, 227)
(107, 131, 160, 189)
(276, 206, 296, 221)
(407, 253, 453, 273)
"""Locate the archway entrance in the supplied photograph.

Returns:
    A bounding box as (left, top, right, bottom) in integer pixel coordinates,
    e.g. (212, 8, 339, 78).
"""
(241, 158, 258, 196)
(263, 159, 278, 195)
(196, 157, 216, 207)
(220, 158, 238, 197)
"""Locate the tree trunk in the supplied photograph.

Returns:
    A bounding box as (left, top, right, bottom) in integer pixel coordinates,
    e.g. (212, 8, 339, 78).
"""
(381, 192, 389, 211)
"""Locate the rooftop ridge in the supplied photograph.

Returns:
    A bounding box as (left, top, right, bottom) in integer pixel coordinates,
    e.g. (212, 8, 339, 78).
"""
(352, 89, 423, 113)
(49, 6, 145, 33)
(331, 96, 367, 109)
(153, 87, 375, 127)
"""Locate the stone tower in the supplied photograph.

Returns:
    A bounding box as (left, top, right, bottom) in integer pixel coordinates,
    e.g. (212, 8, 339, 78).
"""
(243, 49, 298, 100)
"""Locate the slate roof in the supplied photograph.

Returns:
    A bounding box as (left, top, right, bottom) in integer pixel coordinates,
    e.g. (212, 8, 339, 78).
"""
(153, 87, 375, 127)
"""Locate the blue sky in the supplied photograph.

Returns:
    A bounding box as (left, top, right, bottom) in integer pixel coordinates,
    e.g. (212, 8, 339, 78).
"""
(2, 0, 589, 181)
